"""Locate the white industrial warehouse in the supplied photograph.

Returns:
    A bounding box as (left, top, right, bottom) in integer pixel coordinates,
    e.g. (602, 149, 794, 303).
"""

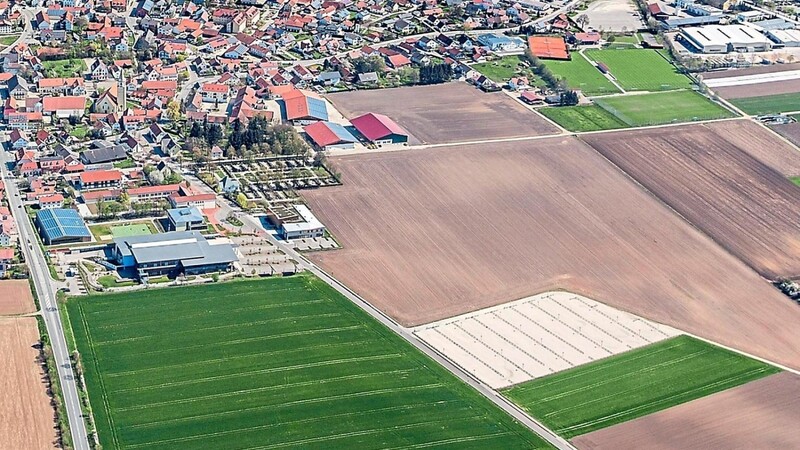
(680, 24, 773, 53)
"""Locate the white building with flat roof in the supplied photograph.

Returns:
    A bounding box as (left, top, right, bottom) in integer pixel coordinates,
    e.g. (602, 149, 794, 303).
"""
(266, 204, 326, 240)
(680, 24, 773, 53)
(766, 29, 800, 47)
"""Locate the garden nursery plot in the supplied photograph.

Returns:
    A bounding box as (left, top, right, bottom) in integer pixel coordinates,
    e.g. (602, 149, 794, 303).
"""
(64, 276, 550, 450)
(502, 335, 779, 439)
(584, 49, 692, 91)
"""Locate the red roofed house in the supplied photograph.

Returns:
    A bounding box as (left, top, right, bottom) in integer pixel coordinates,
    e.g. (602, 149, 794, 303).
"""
(39, 193, 65, 209)
(42, 96, 87, 118)
(78, 170, 123, 190)
(201, 83, 230, 103)
(0, 247, 13, 276)
(350, 113, 409, 145)
(168, 193, 216, 209)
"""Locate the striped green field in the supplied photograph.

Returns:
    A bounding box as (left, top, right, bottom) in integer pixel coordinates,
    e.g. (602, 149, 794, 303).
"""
(542, 57, 620, 96)
(730, 92, 800, 115)
(584, 49, 693, 92)
(594, 90, 734, 126)
(64, 275, 551, 450)
(538, 105, 628, 132)
(502, 335, 779, 438)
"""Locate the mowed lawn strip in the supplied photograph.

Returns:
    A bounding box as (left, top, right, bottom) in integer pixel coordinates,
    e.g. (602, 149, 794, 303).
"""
(66, 275, 551, 450)
(730, 92, 800, 115)
(584, 49, 692, 91)
(501, 335, 779, 438)
(594, 90, 734, 126)
(538, 105, 628, 132)
(542, 58, 619, 96)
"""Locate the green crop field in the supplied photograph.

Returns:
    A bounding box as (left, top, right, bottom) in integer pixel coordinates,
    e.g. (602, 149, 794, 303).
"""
(538, 105, 628, 132)
(110, 223, 152, 238)
(730, 92, 800, 115)
(594, 90, 734, 126)
(64, 276, 551, 450)
(585, 49, 693, 91)
(42, 58, 87, 78)
(502, 335, 779, 438)
(543, 57, 619, 96)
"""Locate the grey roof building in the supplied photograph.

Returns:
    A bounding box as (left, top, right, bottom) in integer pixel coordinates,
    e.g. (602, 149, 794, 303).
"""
(80, 143, 128, 165)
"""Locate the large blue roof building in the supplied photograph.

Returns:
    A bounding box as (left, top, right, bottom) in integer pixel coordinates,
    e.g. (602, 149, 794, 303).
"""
(35, 208, 92, 245)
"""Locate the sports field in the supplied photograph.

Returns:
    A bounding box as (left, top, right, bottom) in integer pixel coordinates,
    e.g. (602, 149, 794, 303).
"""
(64, 276, 550, 450)
(584, 49, 693, 91)
(110, 223, 152, 238)
(501, 335, 779, 438)
(594, 90, 734, 126)
(538, 105, 628, 132)
(542, 57, 619, 96)
(730, 92, 800, 115)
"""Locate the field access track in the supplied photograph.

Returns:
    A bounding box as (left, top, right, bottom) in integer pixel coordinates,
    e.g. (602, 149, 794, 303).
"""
(414, 292, 678, 389)
(303, 137, 800, 371)
(65, 276, 550, 450)
(583, 121, 800, 280)
(502, 336, 779, 439)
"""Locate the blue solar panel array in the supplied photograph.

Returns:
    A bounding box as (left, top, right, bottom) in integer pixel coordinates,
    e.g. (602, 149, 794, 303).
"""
(306, 97, 329, 121)
(327, 122, 356, 143)
(36, 209, 91, 243)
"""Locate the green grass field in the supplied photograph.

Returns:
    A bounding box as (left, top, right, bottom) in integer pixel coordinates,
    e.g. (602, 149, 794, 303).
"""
(0, 34, 19, 46)
(730, 92, 800, 115)
(585, 49, 693, 91)
(110, 223, 152, 238)
(472, 55, 540, 84)
(502, 335, 779, 438)
(594, 90, 734, 126)
(791, 176, 800, 187)
(65, 276, 551, 450)
(42, 58, 87, 78)
(538, 105, 628, 132)
(543, 57, 619, 96)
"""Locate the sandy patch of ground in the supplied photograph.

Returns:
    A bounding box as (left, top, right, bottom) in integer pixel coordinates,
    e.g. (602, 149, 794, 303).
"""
(0, 279, 37, 315)
(583, 0, 643, 32)
(572, 372, 800, 450)
(414, 292, 679, 388)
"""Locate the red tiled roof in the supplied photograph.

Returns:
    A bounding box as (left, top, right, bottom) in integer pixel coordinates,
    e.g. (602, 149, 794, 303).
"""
(283, 89, 311, 121)
(39, 193, 64, 203)
(42, 96, 86, 112)
(304, 121, 343, 147)
(527, 36, 569, 60)
(350, 113, 407, 141)
(80, 169, 122, 184)
(0, 247, 13, 260)
(202, 83, 228, 93)
(127, 183, 180, 196)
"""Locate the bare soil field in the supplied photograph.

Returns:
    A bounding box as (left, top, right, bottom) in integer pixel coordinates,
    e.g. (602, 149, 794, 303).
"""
(0, 279, 36, 315)
(326, 82, 559, 144)
(303, 137, 800, 370)
(583, 123, 800, 280)
(714, 78, 800, 99)
(770, 123, 800, 151)
(0, 317, 58, 450)
(702, 63, 800, 79)
(703, 120, 800, 177)
(572, 372, 800, 450)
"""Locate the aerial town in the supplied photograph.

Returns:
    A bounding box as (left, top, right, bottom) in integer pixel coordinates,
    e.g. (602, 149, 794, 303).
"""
(1, 0, 800, 447)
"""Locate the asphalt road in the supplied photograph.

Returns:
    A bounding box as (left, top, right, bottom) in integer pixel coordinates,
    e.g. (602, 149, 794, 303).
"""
(235, 213, 576, 450)
(0, 149, 91, 450)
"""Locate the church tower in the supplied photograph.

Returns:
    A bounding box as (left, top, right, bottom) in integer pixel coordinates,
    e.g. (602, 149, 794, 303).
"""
(117, 70, 126, 113)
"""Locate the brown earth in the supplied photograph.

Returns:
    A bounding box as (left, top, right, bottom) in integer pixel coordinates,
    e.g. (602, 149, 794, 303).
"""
(303, 137, 800, 370)
(582, 123, 800, 280)
(701, 63, 800, 79)
(0, 317, 59, 450)
(704, 120, 800, 177)
(770, 123, 800, 153)
(572, 372, 800, 450)
(325, 82, 559, 144)
(714, 78, 800, 99)
(0, 279, 37, 315)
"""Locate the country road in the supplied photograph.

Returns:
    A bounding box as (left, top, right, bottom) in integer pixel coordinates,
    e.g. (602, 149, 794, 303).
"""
(0, 149, 91, 450)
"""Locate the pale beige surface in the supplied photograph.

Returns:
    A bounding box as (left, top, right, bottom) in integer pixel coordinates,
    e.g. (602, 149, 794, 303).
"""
(0, 279, 37, 315)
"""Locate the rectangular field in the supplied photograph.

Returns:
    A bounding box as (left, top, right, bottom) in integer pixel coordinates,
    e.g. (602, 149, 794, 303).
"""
(472, 55, 532, 82)
(326, 82, 559, 144)
(110, 223, 152, 238)
(583, 122, 800, 279)
(65, 276, 550, 450)
(502, 336, 779, 438)
(538, 105, 628, 132)
(703, 120, 800, 178)
(584, 49, 692, 91)
(542, 57, 619, 96)
(0, 279, 36, 315)
(303, 137, 800, 370)
(572, 372, 800, 449)
(414, 292, 678, 389)
(593, 90, 734, 126)
(729, 92, 800, 115)
(0, 317, 59, 450)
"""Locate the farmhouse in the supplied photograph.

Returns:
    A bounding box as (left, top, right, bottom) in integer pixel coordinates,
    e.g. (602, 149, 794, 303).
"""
(679, 25, 772, 53)
(282, 89, 329, 124)
(266, 204, 326, 240)
(167, 206, 206, 232)
(112, 231, 238, 277)
(35, 208, 91, 245)
(350, 113, 409, 145)
(528, 36, 569, 60)
(304, 121, 357, 150)
(38, 193, 64, 209)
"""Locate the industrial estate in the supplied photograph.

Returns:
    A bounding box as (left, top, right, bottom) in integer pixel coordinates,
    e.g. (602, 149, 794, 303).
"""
(0, 0, 799, 448)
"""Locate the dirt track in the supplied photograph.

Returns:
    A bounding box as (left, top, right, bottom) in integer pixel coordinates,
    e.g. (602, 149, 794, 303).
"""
(304, 136, 800, 370)
(0, 280, 37, 315)
(583, 122, 800, 280)
(326, 82, 559, 144)
(0, 317, 59, 450)
(572, 372, 800, 450)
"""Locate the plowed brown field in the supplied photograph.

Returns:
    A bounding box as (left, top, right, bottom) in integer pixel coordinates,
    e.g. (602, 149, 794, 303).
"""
(583, 122, 800, 280)
(572, 372, 800, 450)
(0, 317, 59, 450)
(0, 280, 37, 315)
(303, 137, 800, 370)
(326, 82, 559, 144)
(704, 120, 800, 177)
